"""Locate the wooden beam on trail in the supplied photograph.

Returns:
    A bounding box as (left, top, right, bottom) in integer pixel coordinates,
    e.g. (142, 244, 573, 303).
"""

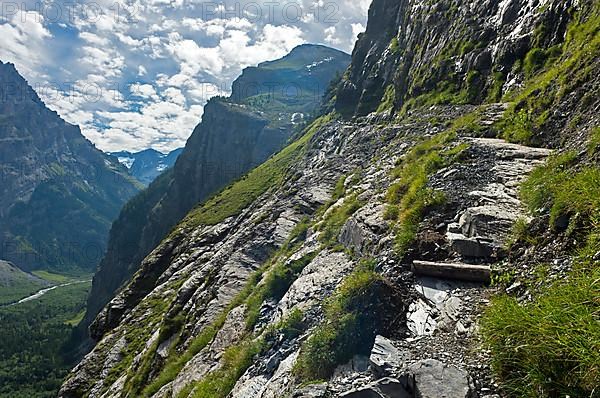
(412, 260, 491, 283)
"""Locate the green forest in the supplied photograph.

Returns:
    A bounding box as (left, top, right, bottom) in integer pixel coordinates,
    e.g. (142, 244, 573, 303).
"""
(0, 281, 91, 397)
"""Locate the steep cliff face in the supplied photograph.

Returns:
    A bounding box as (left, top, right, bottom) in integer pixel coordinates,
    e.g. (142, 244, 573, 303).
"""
(82, 45, 350, 342)
(336, 0, 576, 117)
(0, 61, 140, 272)
(62, 1, 599, 397)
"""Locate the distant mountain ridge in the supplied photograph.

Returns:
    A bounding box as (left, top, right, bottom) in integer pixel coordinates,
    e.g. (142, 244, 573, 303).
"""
(0, 61, 141, 273)
(109, 148, 183, 186)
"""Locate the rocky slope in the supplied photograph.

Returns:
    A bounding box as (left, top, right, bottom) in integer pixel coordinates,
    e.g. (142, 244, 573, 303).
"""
(81, 45, 350, 345)
(62, 1, 599, 397)
(110, 149, 183, 186)
(0, 61, 141, 273)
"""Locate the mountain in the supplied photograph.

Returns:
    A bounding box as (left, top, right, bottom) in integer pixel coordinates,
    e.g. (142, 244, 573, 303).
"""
(110, 148, 183, 186)
(61, 1, 599, 397)
(79, 44, 350, 341)
(0, 61, 141, 273)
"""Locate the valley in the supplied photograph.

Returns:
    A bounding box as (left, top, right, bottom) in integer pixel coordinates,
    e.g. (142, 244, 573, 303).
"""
(6, 279, 90, 307)
(0, 260, 49, 305)
(0, 0, 598, 397)
(109, 149, 183, 187)
(0, 42, 351, 398)
(0, 271, 91, 398)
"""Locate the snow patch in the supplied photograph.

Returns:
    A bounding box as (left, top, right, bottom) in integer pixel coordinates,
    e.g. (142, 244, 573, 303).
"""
(306, 57, 334, 71)
(117, 157, 135, 169)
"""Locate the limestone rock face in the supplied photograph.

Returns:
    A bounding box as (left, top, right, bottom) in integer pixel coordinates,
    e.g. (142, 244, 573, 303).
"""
(336, 0, 575, 117)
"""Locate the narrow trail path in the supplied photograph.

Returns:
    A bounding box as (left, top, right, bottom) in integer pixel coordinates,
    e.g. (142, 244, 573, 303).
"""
(330, 136, 553, 397)
(390, 137, 552, 396)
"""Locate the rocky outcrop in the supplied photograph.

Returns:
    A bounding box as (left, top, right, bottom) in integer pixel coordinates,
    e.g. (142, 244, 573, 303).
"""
(336, 0, 576, 117)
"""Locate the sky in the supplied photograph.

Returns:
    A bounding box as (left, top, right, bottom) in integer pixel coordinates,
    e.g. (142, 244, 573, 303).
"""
(0, 0, 370, 152)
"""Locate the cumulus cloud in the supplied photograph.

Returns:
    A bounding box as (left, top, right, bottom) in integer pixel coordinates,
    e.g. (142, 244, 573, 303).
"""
(0, 0, 370, 152)
(0, 11, 51, 77)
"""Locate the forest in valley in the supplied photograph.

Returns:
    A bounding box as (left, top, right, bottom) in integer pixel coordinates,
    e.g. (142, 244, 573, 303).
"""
(0, 281, 90, 397)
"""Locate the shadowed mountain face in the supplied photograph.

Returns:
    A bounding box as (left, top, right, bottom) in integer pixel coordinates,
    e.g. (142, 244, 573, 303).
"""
(110, 148, 183, 186)
(0, 61, 141, 273)
(82, 44, 350, 335)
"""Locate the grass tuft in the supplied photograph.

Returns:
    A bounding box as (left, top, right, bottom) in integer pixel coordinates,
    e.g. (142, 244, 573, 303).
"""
(481, 266, 600, 397)
(377, 85, 396, 113)
(520, 152, 599, 229)
(294, 261, 385, 381)
(190, 339, 264, 398)
(385, 131, 466, 255)
(499, 108, 534, 145)
(245, 252, 318, 330)
(317, 194, 365, 248)
(483, 147, 600, 397)
(587, 126, 600, 155)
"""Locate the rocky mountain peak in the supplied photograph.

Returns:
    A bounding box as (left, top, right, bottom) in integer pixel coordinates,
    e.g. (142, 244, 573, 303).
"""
(0, 60, 43, 105)
(230, 44, 350, 109)
(110, 148, 183, 186)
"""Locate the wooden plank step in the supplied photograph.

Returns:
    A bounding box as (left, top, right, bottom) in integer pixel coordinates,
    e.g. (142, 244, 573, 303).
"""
(412, 260, 491, 283)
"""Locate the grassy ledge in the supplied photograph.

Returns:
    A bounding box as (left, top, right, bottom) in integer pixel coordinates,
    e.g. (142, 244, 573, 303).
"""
(178, 113, 335, 231)
(498, 6, 600, 144)
(293, 259, 386, 381)
(385, 130, 468, 255)
(481, 150, 600, 397)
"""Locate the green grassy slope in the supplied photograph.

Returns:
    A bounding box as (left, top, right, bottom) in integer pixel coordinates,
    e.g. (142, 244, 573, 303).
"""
(0, 261, 48, 305)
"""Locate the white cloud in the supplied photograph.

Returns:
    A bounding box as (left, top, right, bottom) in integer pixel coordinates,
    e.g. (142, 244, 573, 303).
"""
(0, 0, 369, 152)
(324, 26, 341, 45)
(352, 23, 366, 42)
(80, 31, 110, 46)
(167, 38, 225, 76)
(0, 11, 51, 77)
(130, 83, 158, 100)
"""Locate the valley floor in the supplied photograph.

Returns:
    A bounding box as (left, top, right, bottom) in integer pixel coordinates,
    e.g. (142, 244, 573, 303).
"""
(0, 273, 91, 398)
